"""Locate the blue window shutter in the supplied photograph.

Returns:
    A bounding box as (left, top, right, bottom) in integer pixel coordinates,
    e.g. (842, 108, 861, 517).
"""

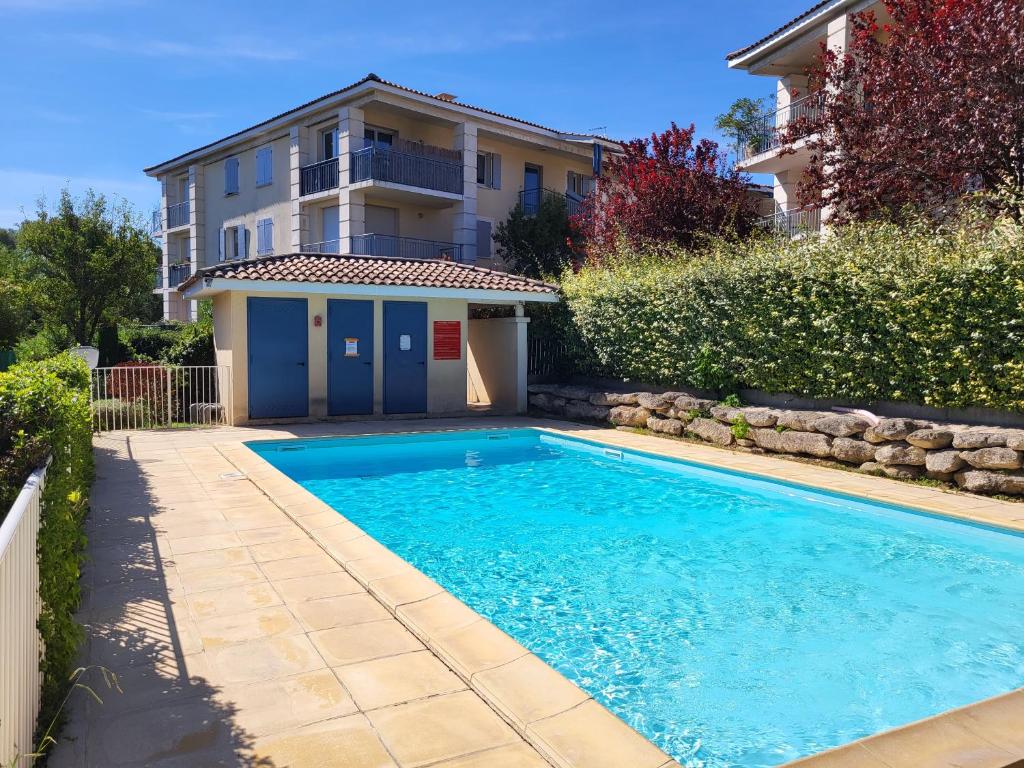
(225, 157, 239, 194)
(235, 225, 245, 259)
(218, 228, 225, 261)
(492, 153, 501, 189)
(265, 219, 273, 253)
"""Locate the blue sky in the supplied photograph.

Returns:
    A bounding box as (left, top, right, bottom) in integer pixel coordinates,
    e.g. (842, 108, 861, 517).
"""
(0, 0, 811, 228)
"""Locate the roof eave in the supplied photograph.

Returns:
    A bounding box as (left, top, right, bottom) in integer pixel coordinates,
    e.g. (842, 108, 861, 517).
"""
(725, 0, 859, 71)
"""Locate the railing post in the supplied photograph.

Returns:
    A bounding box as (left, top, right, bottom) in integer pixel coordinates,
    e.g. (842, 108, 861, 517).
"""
(165, 366, 172, 427)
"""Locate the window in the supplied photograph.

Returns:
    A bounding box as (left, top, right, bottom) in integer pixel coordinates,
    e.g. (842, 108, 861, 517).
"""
(567, 170, 595, 197)
(320, 127, 338, 161)
(219, 224, 248, 261)
(224, 156, 240, 195)
(255, 146, 272, 186)
(364, 126, 395, 149)
(476, 152, 501, 189)
(256, 218, 274, 255)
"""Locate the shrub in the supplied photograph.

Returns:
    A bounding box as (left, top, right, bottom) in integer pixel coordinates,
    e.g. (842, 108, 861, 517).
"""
(117, 322, 183, 362)
(163, 319, 214, 367)
(0, 353, 93, 738)
(561, 219, 1024, 412)
(90, 397, 158, 431)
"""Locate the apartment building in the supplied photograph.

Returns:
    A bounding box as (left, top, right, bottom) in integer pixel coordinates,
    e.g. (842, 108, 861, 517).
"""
(727, 0, 887, 235)
(145, 73, 615, 321)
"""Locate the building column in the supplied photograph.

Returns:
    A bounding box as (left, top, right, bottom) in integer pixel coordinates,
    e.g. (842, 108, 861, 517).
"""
(336, 106, 365, 253)
(290, 125, 309, 251)
(820, 13, 852, 231)
(158, 176, 172, 319)
(186, 164, 204, 321)
(512, 303, 530, 415)
(453, 122, 478, 263)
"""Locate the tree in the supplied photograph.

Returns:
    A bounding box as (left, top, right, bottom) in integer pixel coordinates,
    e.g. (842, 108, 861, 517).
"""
(794, 0, 1024, 223)
(715, 97, 770, 157)
(575, 123, 757, 255)
(493, 193, 576, 279)
(18, 189, 159, 345)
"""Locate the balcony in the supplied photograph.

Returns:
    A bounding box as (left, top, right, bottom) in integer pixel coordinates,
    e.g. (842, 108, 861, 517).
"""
(155, 262, 193, 289)
(351, 234, 463, 262)
(300, 158, 340, 196)
(518, 188, 586, 217)
(350, 146, 462, 195)
(300, 235, 464, 262)
(758, 207, 822, 237)
(150, 210, 163, 235)
(167, 201, 190, 229)
(738, 92, 825, 162)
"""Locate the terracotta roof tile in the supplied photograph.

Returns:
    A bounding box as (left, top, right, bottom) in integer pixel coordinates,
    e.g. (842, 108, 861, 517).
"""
(180, 253, 559, 295)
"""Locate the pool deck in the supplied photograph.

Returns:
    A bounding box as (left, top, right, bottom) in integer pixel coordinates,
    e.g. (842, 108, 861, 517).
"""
(50, 417, 1024, 768)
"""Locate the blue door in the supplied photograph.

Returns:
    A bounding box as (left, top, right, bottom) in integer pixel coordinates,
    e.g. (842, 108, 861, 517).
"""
(328, 299, 374, 416)
(247, 297, 308, 419)
(384, 301, 427, 414)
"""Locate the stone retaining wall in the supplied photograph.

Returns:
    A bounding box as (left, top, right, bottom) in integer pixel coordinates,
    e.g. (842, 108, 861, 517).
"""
(528, 385, 1024, 497)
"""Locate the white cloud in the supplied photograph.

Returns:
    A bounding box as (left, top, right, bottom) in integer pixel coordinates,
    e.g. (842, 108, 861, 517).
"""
(64, 31, 302, 62)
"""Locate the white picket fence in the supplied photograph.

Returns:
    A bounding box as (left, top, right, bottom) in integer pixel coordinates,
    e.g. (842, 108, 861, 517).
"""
(0, 463, 47, 767)
(90, 365, 232, 432)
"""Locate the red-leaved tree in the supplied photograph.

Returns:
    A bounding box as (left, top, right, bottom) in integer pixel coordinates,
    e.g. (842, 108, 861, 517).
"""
(575, 123, 756, 255)
(794, 0, 1024, 223)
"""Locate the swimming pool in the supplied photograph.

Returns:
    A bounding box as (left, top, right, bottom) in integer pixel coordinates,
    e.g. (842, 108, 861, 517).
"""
(249, 428, 1024, 767)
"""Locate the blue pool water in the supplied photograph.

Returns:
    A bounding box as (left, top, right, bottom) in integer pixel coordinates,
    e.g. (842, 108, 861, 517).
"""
(250, 429, 1024, 766)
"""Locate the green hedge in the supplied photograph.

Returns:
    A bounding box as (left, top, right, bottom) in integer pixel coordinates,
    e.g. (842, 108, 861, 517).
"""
(0, 354, 93, 739)
(561, 220, 1024, 412)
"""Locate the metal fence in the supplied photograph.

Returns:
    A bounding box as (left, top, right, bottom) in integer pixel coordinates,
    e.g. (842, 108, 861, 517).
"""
(350, 234, 463, 262)
(167, 200, 190, 229)
(0, 462, 46, 767)
(739, 91, 826, 160)
(90, 365, 232, 432)
(300, 157, 340, 196)
(518, 188, 585, 218)
(758, 207, 823, 238)
(351, 146, 463, 194)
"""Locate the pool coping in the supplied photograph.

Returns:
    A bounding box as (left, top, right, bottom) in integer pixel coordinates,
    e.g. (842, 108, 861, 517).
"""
(216, 420, 1024, 768)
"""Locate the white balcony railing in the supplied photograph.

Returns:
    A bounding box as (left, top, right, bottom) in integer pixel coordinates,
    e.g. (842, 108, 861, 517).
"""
(1, 462, 46, 768)
(758, 207, 822, 237)
(167, 201, 190, 229)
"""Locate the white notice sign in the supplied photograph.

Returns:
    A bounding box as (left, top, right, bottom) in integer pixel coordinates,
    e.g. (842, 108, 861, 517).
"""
(399, 334, 412, 351)
(344, 338, 358, 357)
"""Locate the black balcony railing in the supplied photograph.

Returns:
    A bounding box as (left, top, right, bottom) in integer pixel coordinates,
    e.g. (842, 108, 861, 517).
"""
(758, 207, 822, 237)
(299, 239, 342, 254)
(350, 147, 463, 194)
(739, 92, 826, 160)
(167, 201, 189, 229)
(154, 262, 193, 289)
(518, 188, 586, 217)
(350, 234, 463, 262)
(300, 157, 340, 196)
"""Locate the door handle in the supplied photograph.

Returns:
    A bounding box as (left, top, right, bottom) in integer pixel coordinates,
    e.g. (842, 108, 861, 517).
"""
(297, 362, 306, 367)
(363, 361, 372, 366)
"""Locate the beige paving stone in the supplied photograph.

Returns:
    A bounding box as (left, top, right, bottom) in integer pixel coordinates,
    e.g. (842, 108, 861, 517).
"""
(431, 619, 530, 680)
(169, 545, 253, 572)
(259, 552, 343, 581)
(335, 650, 466, 711)
(368, 689, 519, 767)
(858, 714, 1019, 768)
(309, 619, 424, 666)
(187, 582, 281, 619)
(786, 744, 895, 767)
(474, 654, 590, 731)
(298, 509, 348, 530)
(429, 742, 553, 768)
(369, 570, 444, 611)
(168, 531, 243, 555)
(311, 521, 368, 547)
(251, 714, 396, 768)
(950, 689, 1024, 752)
(249, 537, 325, 563)
(207, 634, 325, 685)
(195, 605, 302, 648)
(219, 506, 293, 530)
(397, 591, 481, 643)
(345, 552, 413, 585)
(218, 669, 358, 737)
(178, 562, 265, 594)
(526, 699, 671, 768)
(273, 571, 364, 603)
(236, 524, 305, 545)
(292, 593, 391, 632)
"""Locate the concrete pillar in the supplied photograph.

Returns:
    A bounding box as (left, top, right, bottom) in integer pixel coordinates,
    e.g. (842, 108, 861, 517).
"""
(777, 74, 809, 114)
(820, 13, 852, 232)
(338, 107, 365, 253)
(289, 125, 309, 251)
(453, 122, 478, 263)
(158, 175, 172, 320)
(185, 164, 203, 320)
(513, 303, 529, 415)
